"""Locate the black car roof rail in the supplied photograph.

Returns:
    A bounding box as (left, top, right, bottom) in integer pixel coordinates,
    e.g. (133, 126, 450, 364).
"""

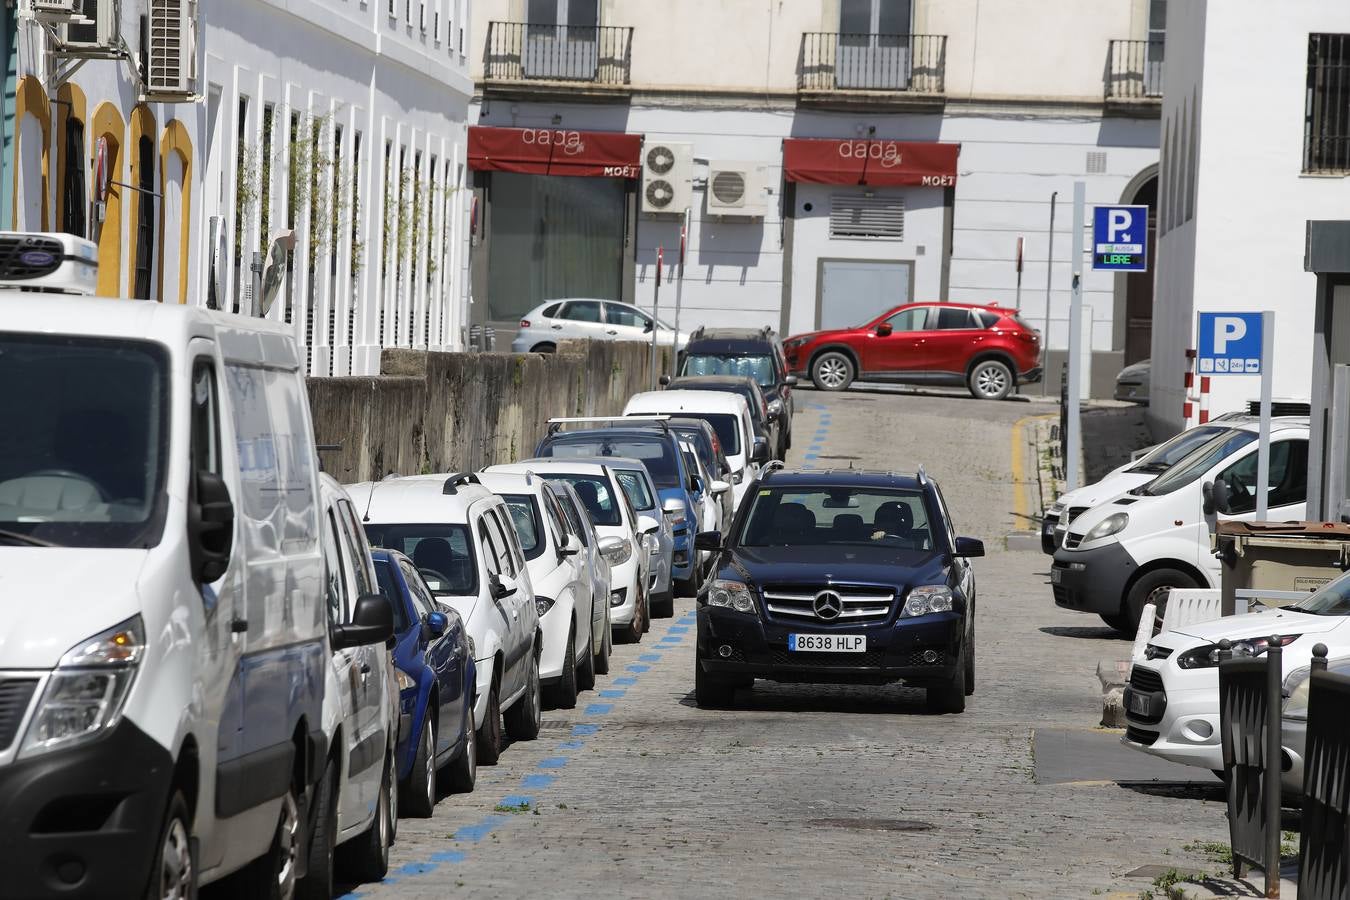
(689, 325, 706, 340)
(442, 472, 481, 495)
(917, 465, 929, 486)
(762, 460, 786, 474)
(546, 415, 671, 435)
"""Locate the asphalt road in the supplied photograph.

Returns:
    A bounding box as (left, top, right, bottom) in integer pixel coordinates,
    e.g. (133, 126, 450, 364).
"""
(337, 388, 1232, 900)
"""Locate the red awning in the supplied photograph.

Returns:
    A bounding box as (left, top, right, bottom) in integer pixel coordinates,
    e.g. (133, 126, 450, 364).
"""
(782, 138, 959, 187)
(468, 125, 642, 178)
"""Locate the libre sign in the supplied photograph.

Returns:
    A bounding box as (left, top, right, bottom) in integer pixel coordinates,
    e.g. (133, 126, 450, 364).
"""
(1091, 204, 1149, 272)
(1197, 312, 1264, 375)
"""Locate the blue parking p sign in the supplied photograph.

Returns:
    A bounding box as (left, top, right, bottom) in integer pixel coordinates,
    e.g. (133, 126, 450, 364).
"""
(1198, 312, 1263, 375)
(1092, 205, 1149, 272)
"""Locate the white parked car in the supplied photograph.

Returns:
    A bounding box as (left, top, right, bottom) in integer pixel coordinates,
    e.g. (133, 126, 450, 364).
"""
(545, 479, 614, 676)
(352, 473, 543, 766)
(622, 389, 765, 510)
(510, 299, 690, 354)
(478, 468, 597, 709)
(606, 460, 676, 618)
(680, 436, 727, 542)
(1124, 571, 1350, 775)
(1051, 418, 1309, 632)
(506, 459, 657, 643)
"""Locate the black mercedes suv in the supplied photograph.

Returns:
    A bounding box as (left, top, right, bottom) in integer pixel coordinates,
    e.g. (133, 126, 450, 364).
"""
(693, 467, 983, 713)
(674, 326, 795, 456)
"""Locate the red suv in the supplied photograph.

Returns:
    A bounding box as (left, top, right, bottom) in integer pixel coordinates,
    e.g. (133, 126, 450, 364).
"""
(784, 302, 1042, 400)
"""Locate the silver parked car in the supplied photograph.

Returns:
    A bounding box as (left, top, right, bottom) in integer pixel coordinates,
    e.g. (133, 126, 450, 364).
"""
(511, 299, 690, 353)
(1114, 358, 1150, 404)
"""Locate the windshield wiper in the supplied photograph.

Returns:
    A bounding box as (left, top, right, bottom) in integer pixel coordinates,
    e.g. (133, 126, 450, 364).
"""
(1129, 462, 1168, 474)
(0, 529, 62, 548)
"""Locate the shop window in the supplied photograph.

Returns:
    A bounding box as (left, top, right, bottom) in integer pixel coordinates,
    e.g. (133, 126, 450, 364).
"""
(61, 119, 86, 237)
(133, 135, 155, 299)
(1304, 34, 1350, 174)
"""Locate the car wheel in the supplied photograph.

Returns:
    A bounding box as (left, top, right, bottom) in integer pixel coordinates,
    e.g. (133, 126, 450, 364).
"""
(811, 351, 854, 391)
(641, 587, 652, 634)
(694, 660, 736, 709)
(145, 790, 196, 900)
(530, 342, 556, 353)
(340, 754, 392, 883)
(229, 776, 300, 899)
(618, 590, 644, 644)
(476, 667, 503, 766)
(401, 716, 436, 818)
(576, 623, 597, 692)
(444, 705, 477, 794)
(968, 359, 1014, 401)
(595, 607, 612, 674)
(504, 648, 542, 741)
(964, 623, 976, 696)
(547, 626, 579, 710)
(1125, 568, 1199, 632)
(651, 592, 674, 618)
(1100, 612, 1135, 634)
(926, 648, 968, 714)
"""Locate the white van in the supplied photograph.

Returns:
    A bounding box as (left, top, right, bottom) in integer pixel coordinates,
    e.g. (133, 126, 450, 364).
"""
(1051, 418, 1309, 632)
(0, 294, 395, 897)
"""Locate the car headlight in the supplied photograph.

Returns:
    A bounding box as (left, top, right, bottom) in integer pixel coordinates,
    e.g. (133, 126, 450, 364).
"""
(1177, 634, 1300, 670)
(1283, 665, 1313, 721)
(901, 585, 954, 617)
(707, 579, 756, 614)
(20, 617, 145, 759)
(603, 538, 633, 566)
(395, 669, 417, 692)
(536, 596, 555, 617)
(663, 507, 686, 527)
(1085, 512, 1129, 543)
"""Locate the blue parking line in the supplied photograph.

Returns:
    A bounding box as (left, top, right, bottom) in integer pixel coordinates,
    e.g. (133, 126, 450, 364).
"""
(667, 625, 689, 633)
(556, 739, 585, 750)
(613, 676, 637, 685)
(572, 724, 600, 736)
(497, 794, 532, 808)
(638, 653, 662, 661)
(430, 850, 466, 863)
(584, 703, 613, 715)
(599, 689, 626, 699)
(804, 453, 819, 460)
(538, 756, 570, 768)
(453, 816, 509, 842)
(627, 664, 650, 672)
(521, 774, 555, 789)
(396, 861, 439, 876)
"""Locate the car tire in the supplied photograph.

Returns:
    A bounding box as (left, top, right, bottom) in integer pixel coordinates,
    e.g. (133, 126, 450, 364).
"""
(694, 661, 736, 709)
(968, 359, 1014, 401)
(444, 705, 477, 794)
(1100, 612, 1135, 634)
(340, 754, 392, 883)
(926, 649, 968, 714)
(547, 626, 580, 710)
(651, 590, 675, 619)
(229, 776, 301, 899)
(964, 624, 976, 696)
(617, 590, 644, 644)
(576, 624, 597, 692)
(476, 668, 503, 766)
(530, 342, 556, 354)
(595, 608, 612, 674)
(504, 648, 542, 742)
(401, 716, 436, 818)
(641, 587, 652, 634)
(145, 790, 196, 900)
(1124, 568, 1199, 633)
(811, 351, 854, 391)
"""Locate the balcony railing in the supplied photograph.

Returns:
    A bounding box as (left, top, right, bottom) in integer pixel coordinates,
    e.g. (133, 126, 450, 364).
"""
(484, 21, 633, 86)
(798, 32, 946, 94)
(1107, 39, 1164, 100)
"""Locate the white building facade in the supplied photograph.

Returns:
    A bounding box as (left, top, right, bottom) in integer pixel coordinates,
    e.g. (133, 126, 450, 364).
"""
(11, 0, 474, 376)
(1151, 0, 1350, 431)
(467, 0, 1165, 395)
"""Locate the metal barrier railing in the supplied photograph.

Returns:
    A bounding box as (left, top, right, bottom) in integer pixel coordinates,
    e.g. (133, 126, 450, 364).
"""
(797, 32, 947, 93)
(1218, 639, 1285, 897)
(484, 22, 634, 85)
(1106, 39, 1164, 99)
(1298, 645, 1350, 900)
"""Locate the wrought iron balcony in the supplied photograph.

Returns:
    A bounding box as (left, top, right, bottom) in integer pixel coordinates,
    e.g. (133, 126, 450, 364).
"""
(484, 21, 633, 86)
(1106, 39, 1165, 100)
(798, 32, 947, 94)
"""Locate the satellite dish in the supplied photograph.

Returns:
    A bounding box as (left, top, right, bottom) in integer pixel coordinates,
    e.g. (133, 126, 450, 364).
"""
(257, 230, 296, 317)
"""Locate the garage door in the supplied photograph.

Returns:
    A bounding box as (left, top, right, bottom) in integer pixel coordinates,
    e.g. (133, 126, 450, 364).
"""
(819, 260, 911, 331)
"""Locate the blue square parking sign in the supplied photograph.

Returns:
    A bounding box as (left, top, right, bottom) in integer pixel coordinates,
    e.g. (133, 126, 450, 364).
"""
(1197, 312, 1263, 376)
(1092, 205, 1149, 272)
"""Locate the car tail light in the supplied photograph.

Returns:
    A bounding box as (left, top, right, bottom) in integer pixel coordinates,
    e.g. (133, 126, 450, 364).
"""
(520, 319, 531, 328)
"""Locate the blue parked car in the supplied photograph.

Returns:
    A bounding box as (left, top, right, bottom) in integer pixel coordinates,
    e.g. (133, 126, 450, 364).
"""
(536, 417, 705, 597)
(372, 549, 478, 817)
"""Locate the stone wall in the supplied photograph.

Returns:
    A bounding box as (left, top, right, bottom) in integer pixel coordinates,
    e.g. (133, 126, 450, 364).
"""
(309, 340, 671, 484)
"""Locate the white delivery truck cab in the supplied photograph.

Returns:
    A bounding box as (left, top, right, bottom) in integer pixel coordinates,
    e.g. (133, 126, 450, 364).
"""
(0, 235, 393, 898)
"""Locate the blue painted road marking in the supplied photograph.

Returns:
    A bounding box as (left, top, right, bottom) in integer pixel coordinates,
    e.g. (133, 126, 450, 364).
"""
(521, 774, 555, 789)
(585, 703, 613, 715)
(572, 724, 600, 736)
(538, 756, 570, 768)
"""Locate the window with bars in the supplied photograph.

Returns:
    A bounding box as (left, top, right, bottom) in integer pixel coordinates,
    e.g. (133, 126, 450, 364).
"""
(829, 194, 905, 240)
(133, 135, 155, 299)
(1305, 33, 1350, 174)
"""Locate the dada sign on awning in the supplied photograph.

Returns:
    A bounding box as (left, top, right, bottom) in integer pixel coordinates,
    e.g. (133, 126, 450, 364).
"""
(468, 125, 643, 178)
(782, 138, 960, 188)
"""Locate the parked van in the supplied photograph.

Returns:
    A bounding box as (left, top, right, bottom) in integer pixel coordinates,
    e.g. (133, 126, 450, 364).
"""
(1051, 418, 1309, 632)
(0, 294, 395, 897)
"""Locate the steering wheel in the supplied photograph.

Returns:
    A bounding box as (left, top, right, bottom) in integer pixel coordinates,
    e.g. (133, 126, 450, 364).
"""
(23, 469, 107, 501)
(418, 567, 453, 591)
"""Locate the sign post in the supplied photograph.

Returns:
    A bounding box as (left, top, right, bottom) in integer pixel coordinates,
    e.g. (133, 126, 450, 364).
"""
(1197, 311, 1273, 518)
(649, 246, 664, 390)
(671, 210, 689, 378)
(1066, 182, 1085, 491)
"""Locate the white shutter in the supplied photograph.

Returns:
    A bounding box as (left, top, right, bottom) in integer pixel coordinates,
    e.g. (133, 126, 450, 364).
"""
(147, 0, 197, 97)
(829, 194, 905, 241)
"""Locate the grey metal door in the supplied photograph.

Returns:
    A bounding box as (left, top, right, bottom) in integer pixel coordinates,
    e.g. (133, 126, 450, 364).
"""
(819, 260, 911, 331)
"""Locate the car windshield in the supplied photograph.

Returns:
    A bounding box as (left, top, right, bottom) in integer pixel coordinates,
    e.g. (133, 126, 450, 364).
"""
(373, 559, 414, 633)
(501, 494, 544, 560)
(363, 524, 477, 596)
(1135, 430, 1259, 496)
(1293, 571, 1350, 616)
(536, 474, 622, 526)
(740, 486, 935, 550)
(687, 413, 740, 454)
(613, 470, 656, 511)
(1127, 425, 1232, 474)
(682, 353, 775, 388)
(541, 433, 680, 488)
(0, 334, 170, 549)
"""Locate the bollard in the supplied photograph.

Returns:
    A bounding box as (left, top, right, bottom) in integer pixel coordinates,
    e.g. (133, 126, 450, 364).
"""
(1264, 636, 1283, 899)
(1218, 638, 1233, 663)
(1311, 642, 1329, 674)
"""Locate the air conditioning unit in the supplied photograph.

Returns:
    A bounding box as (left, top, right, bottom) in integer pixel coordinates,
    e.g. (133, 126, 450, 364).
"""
(145, 0, 199, 99)
(706, 162, 768, 217)
(641, 141, 693, 216)
(53, 0, 119, 54)
(0, 232, 99, 296)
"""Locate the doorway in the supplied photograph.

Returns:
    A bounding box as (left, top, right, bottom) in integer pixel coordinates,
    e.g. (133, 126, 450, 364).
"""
(1123, 175, 1157, 365)
(837, 0, 912, 90)
(818, 259, 912, 331)
(525, 0, 599, 80)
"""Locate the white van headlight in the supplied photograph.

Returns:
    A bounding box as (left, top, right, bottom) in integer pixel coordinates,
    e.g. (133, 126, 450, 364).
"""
(1085, 512, 1129, 543)
(20, 617, 145, 758)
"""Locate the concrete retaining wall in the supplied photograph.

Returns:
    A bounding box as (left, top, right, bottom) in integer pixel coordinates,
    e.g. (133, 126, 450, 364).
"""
(309, 340, 671, 484)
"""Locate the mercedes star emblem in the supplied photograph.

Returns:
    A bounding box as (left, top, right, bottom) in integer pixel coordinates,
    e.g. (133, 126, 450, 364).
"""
(813, 590, 843, 621)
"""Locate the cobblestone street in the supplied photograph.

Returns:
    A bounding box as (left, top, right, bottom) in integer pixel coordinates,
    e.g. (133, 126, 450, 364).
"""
(342, 389, 1233, 900)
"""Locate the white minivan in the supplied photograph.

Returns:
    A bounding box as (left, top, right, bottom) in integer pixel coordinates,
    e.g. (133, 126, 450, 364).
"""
(1051, 418, 1309, 632)
(0, 292, 395, 897)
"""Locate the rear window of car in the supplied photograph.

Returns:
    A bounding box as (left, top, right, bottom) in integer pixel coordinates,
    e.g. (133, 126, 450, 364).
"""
(501, 494, 544, 560)
(975, 310, 1000, 329)
(542, 303, 562, 317)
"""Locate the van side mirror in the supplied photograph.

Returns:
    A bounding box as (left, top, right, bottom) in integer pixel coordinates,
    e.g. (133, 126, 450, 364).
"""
(695, 531, 723, 552)
(333, 593, 395, 650)
(425, 610, 448, 638)
(784, 375, 799, 387)
(559, 534, 582, 558)
(490, 573, 518, 599)
(875, 322, 893, 337)
(658, 374, 672, 387)
(954, 536, 985, 558)
(190, 470, 234, 583)
(1203, 479, 1231, 516)
(751, 437, 770, 465)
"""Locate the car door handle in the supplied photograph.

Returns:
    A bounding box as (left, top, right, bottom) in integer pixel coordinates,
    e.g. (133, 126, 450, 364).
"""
(551, 324, 562, 330)
(605, 329, 618, 335)
(230, 619, 248, 633)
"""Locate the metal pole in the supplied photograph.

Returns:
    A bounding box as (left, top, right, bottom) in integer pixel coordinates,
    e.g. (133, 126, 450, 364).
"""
(1255, 310, 1275, 521)
(1041, 193, 1057, 396)
(1263, 637, 1283, 899)
(649, 246, 663, 391)
(250, 251, 264, 318)
(671, 209, 688, 378)
(1065, 182, 1085, 491)
(1015, 236, 1024, 312)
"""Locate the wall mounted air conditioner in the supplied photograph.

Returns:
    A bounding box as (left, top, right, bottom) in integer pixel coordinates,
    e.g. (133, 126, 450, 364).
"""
(32, 0, 84, 18)
(641, 141, 693, 215)
(0, 232, 99, 295)
(53, 0, 119, 55)
(145, 0, 199, 98)
(706, 162, 767, 217)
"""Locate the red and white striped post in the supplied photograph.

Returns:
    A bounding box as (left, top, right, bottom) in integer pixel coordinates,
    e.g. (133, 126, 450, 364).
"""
(1182, 348, 1197, 425)
(1198, 376, 1212, 424)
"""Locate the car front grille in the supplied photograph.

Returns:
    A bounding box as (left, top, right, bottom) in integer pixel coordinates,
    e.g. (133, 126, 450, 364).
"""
(1125, 724, 1159, 746)
(1065, 506, 1088, 527)
(1063, 532, 1085, 550)
(768, 648, 886, 667)
(1052, 584, 1074, 606)
(1129, 666, 1165, 694)
(0, 678, 39, 751)
(907, 649, 947, 667)
(761, 586, 894, 624)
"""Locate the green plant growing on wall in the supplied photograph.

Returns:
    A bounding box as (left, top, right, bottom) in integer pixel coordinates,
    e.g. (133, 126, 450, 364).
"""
(235, 147, 259, 261)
